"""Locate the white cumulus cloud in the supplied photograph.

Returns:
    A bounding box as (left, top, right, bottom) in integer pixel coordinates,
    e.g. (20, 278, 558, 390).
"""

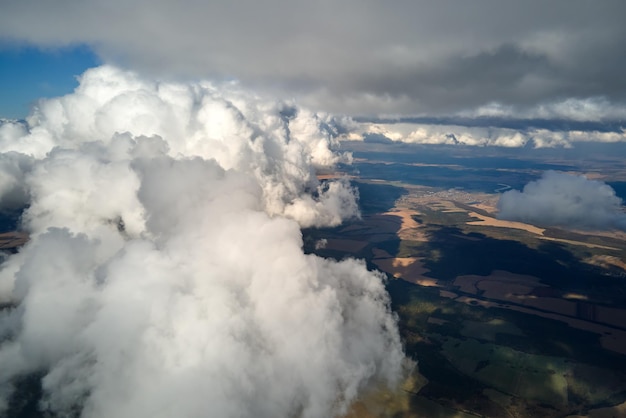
(497, 171, 626, 231)
(0, 66, 406, 417)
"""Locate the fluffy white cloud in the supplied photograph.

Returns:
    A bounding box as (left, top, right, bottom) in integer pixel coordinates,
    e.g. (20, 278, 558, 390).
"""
(356, 122, 626, 148)
(0, 152, 33, 213)
(531, 128, 626, 148)
(358, 123, 530, 147)
(2, 66, 357, 228)
(497, 171, 626, 231)
(0, 67, 405, 417)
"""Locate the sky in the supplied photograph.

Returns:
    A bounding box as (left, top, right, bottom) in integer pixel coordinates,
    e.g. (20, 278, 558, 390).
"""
(0, 46, 100, 119)
(1, 0, 626, 121)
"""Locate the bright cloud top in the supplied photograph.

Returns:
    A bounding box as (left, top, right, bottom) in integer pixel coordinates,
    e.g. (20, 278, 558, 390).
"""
(497, 171, 626, 231)
(0, 65, 358, 228)
(0, 66, 405, 417)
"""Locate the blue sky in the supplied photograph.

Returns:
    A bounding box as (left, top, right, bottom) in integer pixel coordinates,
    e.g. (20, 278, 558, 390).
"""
(0, 45, 99, 119)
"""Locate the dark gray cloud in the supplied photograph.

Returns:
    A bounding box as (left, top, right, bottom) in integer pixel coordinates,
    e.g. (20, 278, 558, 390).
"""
(1, 0, 626, 117)
(346, 45, 555, 110)
(497, 171, 626, 231)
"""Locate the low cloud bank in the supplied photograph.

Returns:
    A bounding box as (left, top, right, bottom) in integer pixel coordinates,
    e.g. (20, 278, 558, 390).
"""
(0, 66, 405, 417)
(356, 122, 626, 148)
(497, 171, 626, 231)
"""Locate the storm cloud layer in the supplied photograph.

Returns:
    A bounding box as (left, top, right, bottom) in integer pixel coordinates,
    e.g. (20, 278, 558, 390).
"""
(0, 67, 405, 417)
(1, 1, 626, 117)
(497, 171, 626, 231)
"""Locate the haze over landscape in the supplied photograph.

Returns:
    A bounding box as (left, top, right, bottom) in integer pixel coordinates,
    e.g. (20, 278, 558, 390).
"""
(1, 1, 626, 417)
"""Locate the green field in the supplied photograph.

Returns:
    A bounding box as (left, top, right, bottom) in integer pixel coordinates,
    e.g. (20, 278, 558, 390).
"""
(305, 146, 626, 417)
